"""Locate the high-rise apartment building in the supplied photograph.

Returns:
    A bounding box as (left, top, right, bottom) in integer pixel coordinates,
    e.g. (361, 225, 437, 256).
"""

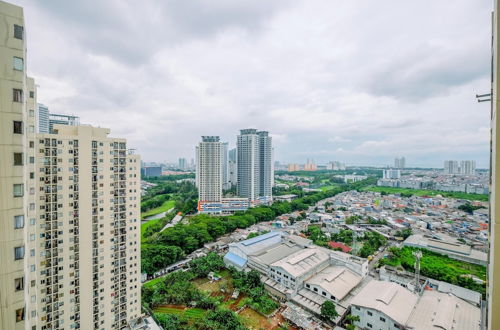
(460, 160, 476, 175)
(0, 3, 142, 329)
(38, 103, 49, 133)
(228, 148, 237, 162)
(304, 158, 317, 171)
(237, 129, 260, 202)
(35, 125, 142, 330)
(48, 113, 79, 133)
(394, 156, 406, 169)
(178, 157, 187, 170)
(444, 160, 460, 174)
(236, 129, 272, 204)
(287, 163, 300, 172)
(196, 136, 223, 207)
(0, 3, 35, 328)
(383, 169, 401, 179)
(222, 142, 229, 190)
(258, 132, 272, 200)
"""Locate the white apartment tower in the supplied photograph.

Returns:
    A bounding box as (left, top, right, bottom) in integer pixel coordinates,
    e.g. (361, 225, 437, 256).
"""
(237, 129, 260, 202)
(196, 136, 223, 203)
(460, 160, 476, 175)
(0, 2, 142, 329)
(258, 131, 272, 200)
(37, 103, 49, 133)
(444, 160, 460, 174)
(0, 3, 37, 329)
(221, 142, 229, 190)
(237, 129, 273, 204)
(35, 125, 142, 330)
(394, 156, 406, 169)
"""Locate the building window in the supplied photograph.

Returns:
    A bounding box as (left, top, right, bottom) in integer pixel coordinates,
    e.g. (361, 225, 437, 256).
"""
(380, 317, 386, 322)
(367, 311, 372, 316)
(306, 284, 310, 288)
(14, 215, 24, 229)
(13, 57, 23, 71)
(367, 323, 372, 328)
(15, 277, 24, 291)
(29, 91, 34, 98)
(14, 24, 23, 39)
(29, 125, 34, 133)
(13, 121, 23, 134)
(29, 110, 34, 117)
(14, 246, 25, 260)
(322, 291, 326, 296)
(313, 287, 318, 292)
(15, 307, 24, 322)
(14, 153, 23, 166)
(29, 141, 34, 148)
(13, 184, 24, 197)
(355, 306, 360, 310)
(13, 89, 23, 102)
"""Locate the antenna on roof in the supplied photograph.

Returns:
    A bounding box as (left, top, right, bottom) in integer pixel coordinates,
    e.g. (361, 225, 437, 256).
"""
(413, 250, 422, 293)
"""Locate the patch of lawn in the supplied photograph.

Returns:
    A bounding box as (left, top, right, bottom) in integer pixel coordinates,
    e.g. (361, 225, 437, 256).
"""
(141, 200, 175, 219)
(154, 306, 206, 320)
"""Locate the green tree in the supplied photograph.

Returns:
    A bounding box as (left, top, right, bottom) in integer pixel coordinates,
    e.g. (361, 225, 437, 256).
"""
(321, 301, 339, 320)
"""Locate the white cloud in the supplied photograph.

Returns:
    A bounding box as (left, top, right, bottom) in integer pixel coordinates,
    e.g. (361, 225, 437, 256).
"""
(13, 0, 492, 167)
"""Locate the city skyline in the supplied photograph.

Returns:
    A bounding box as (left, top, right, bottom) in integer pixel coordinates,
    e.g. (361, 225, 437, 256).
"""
(7, 0, 492, 167)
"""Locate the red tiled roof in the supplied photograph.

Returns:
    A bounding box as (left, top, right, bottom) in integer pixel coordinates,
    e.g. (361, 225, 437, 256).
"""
(328, 241, 352, 253)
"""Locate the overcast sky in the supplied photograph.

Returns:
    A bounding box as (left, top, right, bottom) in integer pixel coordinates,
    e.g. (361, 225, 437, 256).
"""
(14, 0, 493, 167)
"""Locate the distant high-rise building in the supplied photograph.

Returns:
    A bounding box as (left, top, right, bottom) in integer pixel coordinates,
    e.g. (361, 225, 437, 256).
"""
(228, 148, 237, 162)
(258, 131, 272, 199)
(48, 113, 79, 133)
(304, 158, 317, 171)
(327, 161, 346, 170)
(178, 157, 187, 170)
(196, 136, 223, 209)
(229, 160, 237, 187)
(222, 142, 230, 190)
(444, 160, 460, 174)
(142, 166, 162, 177)
(288, 163, 300, 171)
(237, 129, 260, 202)
(37, 103, 49, 133)
(460, 160, 476, 175)
(383, 169, 401, 179)
(237, 129, 272, 204)
(394, 156, 406, 169)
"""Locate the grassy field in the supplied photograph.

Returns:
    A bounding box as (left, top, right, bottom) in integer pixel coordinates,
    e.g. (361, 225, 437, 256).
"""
(154, 306, 206, 320)
(141, 199, 175, 219)
(319, 185, 336, 191)
(143, 276, 164, 288)
(364, 186, 488, 202)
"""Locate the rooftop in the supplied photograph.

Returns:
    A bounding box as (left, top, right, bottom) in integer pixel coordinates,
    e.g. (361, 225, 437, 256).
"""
(407, 290, 481, 330)
(305, 266, 362, 301)
(271, 247, 329, 278)
(350, 281, 418, 325)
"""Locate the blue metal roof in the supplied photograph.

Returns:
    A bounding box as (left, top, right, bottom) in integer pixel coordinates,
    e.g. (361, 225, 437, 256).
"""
(240, 231, 281, 246)
(224, 252, 247, 268)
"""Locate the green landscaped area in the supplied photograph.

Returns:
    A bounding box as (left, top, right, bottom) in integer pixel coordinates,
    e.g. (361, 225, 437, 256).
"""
(319, 185, 336, 191)
(154, 306, 207, 320)
(141, 199, 175, 219)
(381, 246, 487, 296)
(364, 186, 488, 202)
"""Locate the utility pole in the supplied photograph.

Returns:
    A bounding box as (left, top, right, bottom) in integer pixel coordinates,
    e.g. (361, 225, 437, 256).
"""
(413, 250, 422, 293)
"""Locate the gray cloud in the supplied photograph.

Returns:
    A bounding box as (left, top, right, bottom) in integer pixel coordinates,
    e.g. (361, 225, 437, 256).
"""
(12, 0, 493, 167)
